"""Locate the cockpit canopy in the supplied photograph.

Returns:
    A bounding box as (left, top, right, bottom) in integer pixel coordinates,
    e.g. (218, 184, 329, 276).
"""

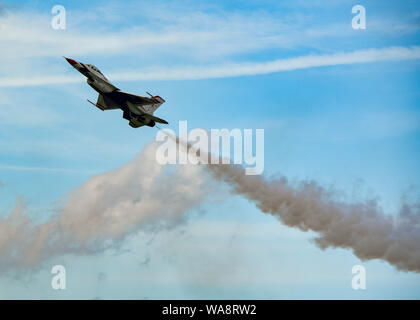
(86, 64, 103, 74)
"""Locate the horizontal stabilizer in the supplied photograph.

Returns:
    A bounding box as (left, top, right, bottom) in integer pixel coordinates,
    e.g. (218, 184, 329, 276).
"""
(143, 113, 168, 124)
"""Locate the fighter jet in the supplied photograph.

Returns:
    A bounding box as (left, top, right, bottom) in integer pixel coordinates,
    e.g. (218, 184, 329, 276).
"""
(64, 57, 168, 128)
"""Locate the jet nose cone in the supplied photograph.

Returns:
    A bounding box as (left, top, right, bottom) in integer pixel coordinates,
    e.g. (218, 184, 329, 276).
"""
(64, 57, 78, 66)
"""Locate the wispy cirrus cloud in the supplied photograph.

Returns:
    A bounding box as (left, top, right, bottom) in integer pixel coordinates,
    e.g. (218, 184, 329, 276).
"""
(1, 1, 419, 82)
(0, 46, 419, 87)
(0, 6, 309, 61)
(0, 164, 93, 174)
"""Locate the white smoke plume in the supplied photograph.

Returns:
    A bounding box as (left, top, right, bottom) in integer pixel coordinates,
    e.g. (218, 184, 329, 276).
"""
(0, 138, 419, 274)
(0, 143, 212, 273)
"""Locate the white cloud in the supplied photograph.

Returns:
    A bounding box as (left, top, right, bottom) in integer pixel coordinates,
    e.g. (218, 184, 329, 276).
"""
(0, 164, 93, 174)
(1, 3, 419, 87)
(0, 46, 419, 87)
(109, 46, 420, 80)
(0, 7, 302, 61)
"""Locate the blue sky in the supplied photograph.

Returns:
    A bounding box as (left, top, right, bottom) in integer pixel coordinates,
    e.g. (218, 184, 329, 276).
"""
(0, 0, 419, 299)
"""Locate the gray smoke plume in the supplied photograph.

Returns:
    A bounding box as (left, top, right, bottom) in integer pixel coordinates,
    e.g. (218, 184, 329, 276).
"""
(176, 133, 420, 273)
(206, 164, 420, 272)
(0, 138, 419, 274)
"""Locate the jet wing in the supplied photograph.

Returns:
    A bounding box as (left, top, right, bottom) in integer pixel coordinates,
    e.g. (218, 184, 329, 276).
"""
(110, 90, 155, 106)
(87, 94, 121, 111)
(97, 94, 120, 110)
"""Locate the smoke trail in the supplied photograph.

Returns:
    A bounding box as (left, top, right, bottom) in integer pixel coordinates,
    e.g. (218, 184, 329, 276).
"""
(0, 136, 419, 274)
(173, 133, 420, 273)
(206, 164, 420, 272)
(0, 143, 213, 274)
